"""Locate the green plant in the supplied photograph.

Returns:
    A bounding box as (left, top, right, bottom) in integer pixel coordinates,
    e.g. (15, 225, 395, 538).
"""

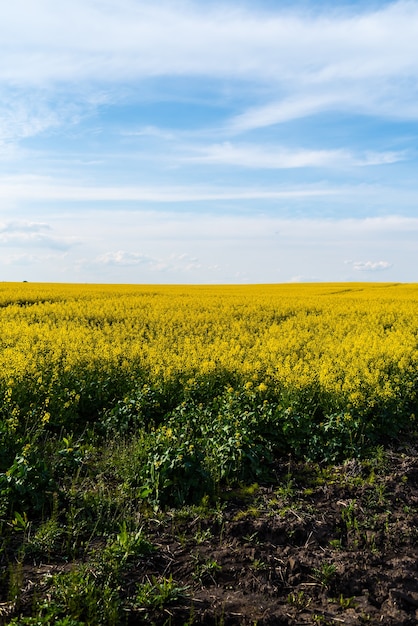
(36, 564, 121, 625)
(193, 527, 213, 544)
(276, 475, 295, 500)
(8, 617, 84, 625)
(134, 574, 188, 610)
(340, 499, 360, 548)
(251, 558, 267, 571)
(312, 562, 337, 589)
(103, 521, 155, 564)
(337, 594, 356, 609)
(193, 556, 222, 585)
(26, 517, 63, 560)
(0, 447, 55, 514)
(10, 511, 30, 534)
(312, 615, 333, 625)
(26, 493, 64, 559)
(287, 590, 312, 611)
(55, 435, 89, 473)
(137, 422, 212, 508)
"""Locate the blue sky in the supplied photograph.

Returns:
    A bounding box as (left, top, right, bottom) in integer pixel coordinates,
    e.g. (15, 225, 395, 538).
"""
(1, 0, 418, 283)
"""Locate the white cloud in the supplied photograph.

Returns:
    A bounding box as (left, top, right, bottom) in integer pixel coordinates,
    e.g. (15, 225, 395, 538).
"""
(185, 142, 405, 169)
(96, 250, 157, 267)
(121, 125, 174, 140)
(350, 260, 393, 272)
(1, 1, 418, 97)
(51, 210, 418, 243)
(0, 220, 51, 233)
(229, 93, 347, 132)
(3, 252, 66, 266)
(228, 84, 418, 133)
(0, 210, 415, 283)
(93, 250, 203, 274)
(0, 99, 60, 141)
(359, 151, 405, 166)
(0, 174, 339, 203)
(0, 219, 76, 250)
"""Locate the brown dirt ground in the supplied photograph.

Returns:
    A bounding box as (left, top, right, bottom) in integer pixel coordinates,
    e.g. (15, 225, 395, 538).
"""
(128, 446, 418, 625)
(3, 445, 418, 625)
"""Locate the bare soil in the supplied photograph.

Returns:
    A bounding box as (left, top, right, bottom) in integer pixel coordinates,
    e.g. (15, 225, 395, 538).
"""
(129, 447, 418, 625)
(3, 445, 418, 625)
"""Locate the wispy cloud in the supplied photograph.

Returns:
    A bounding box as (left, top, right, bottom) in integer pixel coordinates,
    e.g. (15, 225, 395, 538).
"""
(121, 125, 174, 140)
(229, 93, 347, 132)
(0, 220, 51, 233)
(185, 142, 405, 169)
(3, 252, 67, 267)
(349, 260, 393, 272)
(97, 250, 158, 267)
(94, 250, 202, 274)
(0, 220, 76, 250)
(1, 1, 418, 85)
(52, 210, 418, 246)
(228, 84, 418, 133)
(0, 99, 59, 140)
(0, 175, 339, 203)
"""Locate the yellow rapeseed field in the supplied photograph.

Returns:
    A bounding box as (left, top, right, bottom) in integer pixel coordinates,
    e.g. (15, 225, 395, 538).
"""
(0, 281, 417, 424)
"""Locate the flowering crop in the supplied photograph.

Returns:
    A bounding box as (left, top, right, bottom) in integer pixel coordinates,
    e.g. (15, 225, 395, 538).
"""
(0, 281, 417, 505)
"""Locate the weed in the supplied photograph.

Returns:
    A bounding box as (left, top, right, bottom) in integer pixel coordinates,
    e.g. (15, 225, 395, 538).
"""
(251, 558, 267, 571)
(193, 527, 213, 544)
(312, 615, 334, 625)
(104, 521, 155, 563)
(8, 617, 84, 625)
(36, 564, 121, 625)
(312, 562, 337, 589)
(193, 556, 222, 585)
(276, 478, 295, 500)
(287, 590, 312, 611)
(27, 517, 64, 560)
(242, 531, 259, 544)
(337, 594, 357, 609)
(233, 506, 261, 521)
(134, 574, 188, 610)
(340, 499, 360, 548)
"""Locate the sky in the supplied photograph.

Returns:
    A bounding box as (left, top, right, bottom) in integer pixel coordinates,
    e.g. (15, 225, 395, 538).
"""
(1, 0, 418, 284)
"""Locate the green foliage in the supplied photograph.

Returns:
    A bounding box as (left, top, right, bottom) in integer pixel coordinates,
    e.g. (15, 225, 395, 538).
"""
(35, 564, 121, 625)
(126, 387, 274, 507)
(192, 556, 222, 585)
(0, 446, 55, 514)
(312, 562, 337, 589)
(102, 522, 155, 565)
(134, 574, 188, 610)
(8, 617, 83, 625)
